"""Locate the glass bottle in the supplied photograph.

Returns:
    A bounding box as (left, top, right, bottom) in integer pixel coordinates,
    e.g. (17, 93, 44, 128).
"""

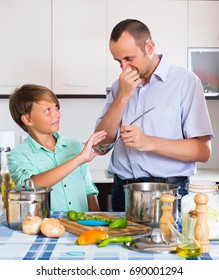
(168, 212, 202, 258)
(176, 211, 202, 258)
(181, 181, 219, 240)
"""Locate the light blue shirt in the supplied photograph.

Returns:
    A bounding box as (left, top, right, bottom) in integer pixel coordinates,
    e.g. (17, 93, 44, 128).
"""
(8, 133, 98, 212)
(96, 55, 213, 179)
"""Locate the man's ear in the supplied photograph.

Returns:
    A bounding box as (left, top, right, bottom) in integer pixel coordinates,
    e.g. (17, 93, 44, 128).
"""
(145, 40, 154, 55)
(21, 114, 32, 126)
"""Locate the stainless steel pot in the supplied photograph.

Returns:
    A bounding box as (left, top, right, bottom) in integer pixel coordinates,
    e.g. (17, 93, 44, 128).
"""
(5, 179, 52, 230)
(124, 182, 180, 227)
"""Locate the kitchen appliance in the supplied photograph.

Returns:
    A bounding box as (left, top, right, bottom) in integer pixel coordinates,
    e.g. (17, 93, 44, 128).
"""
(124, 182, 180, 227)
(5, 179, 51, 230)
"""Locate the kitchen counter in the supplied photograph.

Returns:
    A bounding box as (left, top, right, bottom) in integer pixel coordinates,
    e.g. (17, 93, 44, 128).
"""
(0, 211, 218, 260)
(90, 169, 219, 184)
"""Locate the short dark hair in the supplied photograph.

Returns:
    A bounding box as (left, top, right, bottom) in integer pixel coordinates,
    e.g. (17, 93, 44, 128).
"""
(9, 84, 60, 132)
(110, 19, 152, 51)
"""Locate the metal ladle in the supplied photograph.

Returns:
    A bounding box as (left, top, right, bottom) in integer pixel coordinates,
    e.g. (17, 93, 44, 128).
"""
(150, 228, 169, 244)
(132, 228, 170, 250)
(93, 106, 155, 155)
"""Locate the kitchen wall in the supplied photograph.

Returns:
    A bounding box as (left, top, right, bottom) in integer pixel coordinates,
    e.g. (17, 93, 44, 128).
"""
(0, 98, 218, 170)
(0, 0, 219, 171)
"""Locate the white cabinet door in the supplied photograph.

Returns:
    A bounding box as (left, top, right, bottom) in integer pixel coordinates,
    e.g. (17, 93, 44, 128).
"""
(106, 0, 188, 88)
(188, 1, 219, 47)
(52, 0, 107, 96)
(0, 0, 51, 96)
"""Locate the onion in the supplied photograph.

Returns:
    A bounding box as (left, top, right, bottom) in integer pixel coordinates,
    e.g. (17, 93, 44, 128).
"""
(22, 215, 43, 235)
(40, 218, 65, 238)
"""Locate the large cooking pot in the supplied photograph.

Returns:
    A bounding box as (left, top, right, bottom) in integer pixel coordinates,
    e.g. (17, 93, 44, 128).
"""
(5, 179, 52, 230)
(124, 182, 180, 227)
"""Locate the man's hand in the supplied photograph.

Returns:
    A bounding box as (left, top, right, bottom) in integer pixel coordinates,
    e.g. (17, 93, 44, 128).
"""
(118, 66, 141, 100)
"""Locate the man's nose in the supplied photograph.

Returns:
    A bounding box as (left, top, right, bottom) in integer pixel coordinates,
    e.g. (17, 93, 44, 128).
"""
(120, 61, 129, 70)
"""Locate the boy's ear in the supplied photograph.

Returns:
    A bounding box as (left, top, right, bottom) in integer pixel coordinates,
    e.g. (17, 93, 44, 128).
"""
(21, 114, 32, 126)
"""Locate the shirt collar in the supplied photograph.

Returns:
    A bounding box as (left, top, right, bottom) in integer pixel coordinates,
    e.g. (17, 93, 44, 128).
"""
(153, 54, 170, 82)
(26, 132, 66, 152)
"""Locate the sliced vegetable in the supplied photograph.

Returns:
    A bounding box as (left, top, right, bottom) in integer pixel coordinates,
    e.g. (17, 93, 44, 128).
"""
(77, 229, 108, 245)
(91, 215, 114, 223)
(66, 210, 87, 221)
(108, 217, 128, 230)
(98, 235, 133, 248)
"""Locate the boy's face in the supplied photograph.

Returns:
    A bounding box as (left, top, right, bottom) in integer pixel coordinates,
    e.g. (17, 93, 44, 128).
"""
(22, 100, 61, 135)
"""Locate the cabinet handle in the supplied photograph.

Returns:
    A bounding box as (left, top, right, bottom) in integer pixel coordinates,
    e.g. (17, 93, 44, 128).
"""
(62, 83, 88, 88)
(0, 83, 19, 87)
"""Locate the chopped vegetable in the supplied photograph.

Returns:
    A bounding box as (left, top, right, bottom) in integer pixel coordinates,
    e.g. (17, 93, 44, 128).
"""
(66, 210, 87, 221)
(98, 235, 133, 247)
(91, 215, 113, 223)
(77, 229, 108, 245)
(108, 217, 128, 230)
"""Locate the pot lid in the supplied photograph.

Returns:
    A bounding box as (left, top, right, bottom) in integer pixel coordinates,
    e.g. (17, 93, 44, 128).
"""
(5, 178, 52, 194)
(5, 187, 51, 194)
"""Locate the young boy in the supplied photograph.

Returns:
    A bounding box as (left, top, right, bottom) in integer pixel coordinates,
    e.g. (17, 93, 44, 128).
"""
(8, 84, 107, 212)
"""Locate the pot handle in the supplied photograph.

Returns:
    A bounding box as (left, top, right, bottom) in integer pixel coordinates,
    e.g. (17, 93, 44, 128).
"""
(9, 199, 41, 205)
(23, 179, 36, 192)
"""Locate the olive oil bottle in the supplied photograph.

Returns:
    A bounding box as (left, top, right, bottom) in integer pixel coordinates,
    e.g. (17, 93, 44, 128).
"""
(176, 211, 202, 258)
(176, 242, 202, 258)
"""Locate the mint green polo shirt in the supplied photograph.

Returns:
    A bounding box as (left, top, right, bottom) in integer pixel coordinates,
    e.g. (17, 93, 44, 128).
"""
(8, 133, 98, 212)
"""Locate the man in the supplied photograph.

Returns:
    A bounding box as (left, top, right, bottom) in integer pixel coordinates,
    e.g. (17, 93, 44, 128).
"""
(95, 19, 213, 222)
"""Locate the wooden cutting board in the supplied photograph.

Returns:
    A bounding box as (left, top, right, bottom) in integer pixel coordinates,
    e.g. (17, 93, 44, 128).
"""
(59, 213, 151, 236)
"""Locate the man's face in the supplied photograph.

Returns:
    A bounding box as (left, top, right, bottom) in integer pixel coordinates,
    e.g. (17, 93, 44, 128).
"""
(109, 32, 154, 80)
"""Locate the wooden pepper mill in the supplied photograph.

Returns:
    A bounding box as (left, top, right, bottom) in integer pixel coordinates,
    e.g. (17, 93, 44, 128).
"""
(194, 193, 209, 253)
(159, 194, 175, 241)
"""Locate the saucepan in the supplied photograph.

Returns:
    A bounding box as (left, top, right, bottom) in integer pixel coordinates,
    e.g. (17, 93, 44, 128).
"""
(124, 182, 180, 228)
(5, 179, 51, 230)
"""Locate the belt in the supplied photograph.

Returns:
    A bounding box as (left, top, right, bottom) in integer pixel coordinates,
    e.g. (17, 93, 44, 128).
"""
(114, 174, 189, 186)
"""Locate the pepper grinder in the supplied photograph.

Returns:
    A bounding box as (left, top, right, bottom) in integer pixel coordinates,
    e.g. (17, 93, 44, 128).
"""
(159, 194, 175, 241)
(194, 193, 209, 253)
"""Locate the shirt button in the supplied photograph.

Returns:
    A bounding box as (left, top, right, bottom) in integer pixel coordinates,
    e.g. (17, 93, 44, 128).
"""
(132, 161, 135, 165)
(69, 202, 71, 205)
(64, 185, 66, 188)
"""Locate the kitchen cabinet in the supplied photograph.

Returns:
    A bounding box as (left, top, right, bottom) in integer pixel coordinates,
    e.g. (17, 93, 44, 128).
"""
(188, 1, 219, 47)
(0, 0, 51, 96)
(106, 0, 188, 88)
(52, 0, 107, 96)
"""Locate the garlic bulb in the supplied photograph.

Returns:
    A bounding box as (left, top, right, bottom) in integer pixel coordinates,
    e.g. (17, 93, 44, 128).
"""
(22, 215, 43, 235)
(40, 218, 65, 238)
